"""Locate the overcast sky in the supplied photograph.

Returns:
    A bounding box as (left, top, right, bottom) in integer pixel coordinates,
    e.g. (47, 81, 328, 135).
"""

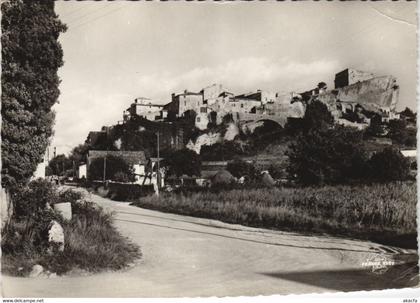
(52, 1, 416, 155)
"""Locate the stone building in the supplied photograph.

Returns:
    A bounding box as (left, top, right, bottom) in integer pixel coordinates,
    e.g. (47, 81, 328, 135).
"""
(334, 68, 375, 89)
(164, 90, 204, 119)
(128, 97, 167, 121)
(316, 69, 400, 123)
(235, 90, 276, 104)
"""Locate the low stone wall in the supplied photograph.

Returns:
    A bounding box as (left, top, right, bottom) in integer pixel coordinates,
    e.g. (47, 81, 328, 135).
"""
(1, 188, 13, 228)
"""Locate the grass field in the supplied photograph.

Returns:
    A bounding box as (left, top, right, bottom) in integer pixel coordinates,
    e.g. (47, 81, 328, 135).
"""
(132, 181, 417, 248)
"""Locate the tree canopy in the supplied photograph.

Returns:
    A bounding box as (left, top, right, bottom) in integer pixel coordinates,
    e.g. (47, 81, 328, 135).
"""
(162, 149, 201, 177)
(368, 147, 410, 182)
(89, 155, 135, 183)
(46, 154, 72, 176)
(287, 126, 368, 185)
(226, 159, 257, 180)
(1, 0, 66, 189)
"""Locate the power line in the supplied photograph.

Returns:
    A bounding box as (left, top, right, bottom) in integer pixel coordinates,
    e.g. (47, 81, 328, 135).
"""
(66, 4, 112, 26)
(60, 6, 85, 19)
(69, 6, 126, 31)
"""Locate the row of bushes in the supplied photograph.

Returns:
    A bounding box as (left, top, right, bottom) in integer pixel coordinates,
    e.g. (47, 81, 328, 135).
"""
(91, 181, 155, 201)
(132, 181, 417, 248)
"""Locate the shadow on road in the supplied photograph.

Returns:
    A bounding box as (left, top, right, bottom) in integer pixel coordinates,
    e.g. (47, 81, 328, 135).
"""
(259, 264, 419, 292)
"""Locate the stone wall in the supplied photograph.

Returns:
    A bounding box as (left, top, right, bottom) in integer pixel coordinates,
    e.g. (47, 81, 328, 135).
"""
(318, 75, 399, 117)
(336, 75, 398, 111)
(1, 188, 12, 228)
(334, 68, 375, 89)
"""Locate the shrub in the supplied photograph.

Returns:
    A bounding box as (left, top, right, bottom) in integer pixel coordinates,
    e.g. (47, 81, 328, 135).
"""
(226, 159, 257, 179)
(301, 100, 334, 132)
(267, 162, 285, 180)
(12, 179, 60, 219)
(107, 183, 155, 201)
(2, 208, 63, 257)
(368, 147, 411, 182)
(58, 188, 83, 203)
(162, 149, 201, 177)
(200, 141, 245, 161)
(388, 119, 416, 147)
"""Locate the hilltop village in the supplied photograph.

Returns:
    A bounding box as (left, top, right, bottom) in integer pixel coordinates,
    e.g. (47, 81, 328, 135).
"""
(87, 68, 401, 153)
(55, 67, 413, 187)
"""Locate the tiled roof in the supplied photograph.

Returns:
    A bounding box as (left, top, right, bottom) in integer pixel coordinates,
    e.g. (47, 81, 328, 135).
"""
(88, 150, 147, 165)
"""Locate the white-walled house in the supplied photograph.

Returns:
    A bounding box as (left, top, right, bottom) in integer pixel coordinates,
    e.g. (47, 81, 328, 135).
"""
(87, 150, 164, 188)
(32, 160, 46, 179)
(135, 158, 165, 188)
(78, 163, 87, 179)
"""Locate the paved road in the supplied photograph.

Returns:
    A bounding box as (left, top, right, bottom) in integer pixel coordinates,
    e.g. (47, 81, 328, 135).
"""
(2, 189, 418, 297)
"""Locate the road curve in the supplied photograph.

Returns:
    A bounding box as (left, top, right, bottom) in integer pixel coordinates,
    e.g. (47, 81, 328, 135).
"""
(2, 189, 418, 297)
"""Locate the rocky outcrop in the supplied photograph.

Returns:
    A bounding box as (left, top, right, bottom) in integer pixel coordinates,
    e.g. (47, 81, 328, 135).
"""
(48, 220, 65, 252)
(318, 75, 399, 117)
(186, 132, 222, 154)
(223, 123, 239, 141)
(53, 202, 72, 221)
(29, 264, 44, 278)
(337, 76, 398, 111)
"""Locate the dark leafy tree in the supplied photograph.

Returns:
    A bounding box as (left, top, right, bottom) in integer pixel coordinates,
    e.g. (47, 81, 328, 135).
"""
(317, 82, 327, 90)
(387, 119, 415, 147)
(201, 141, 245, 161)
(1, 0, 66, 189)
(287, 126, 368, 185)
(88, 155, 135, 182)
(250, 120, 284, 149)
(69, 143, 90, 165)
(222, 113, 234, 125)
(207, 111, 218, 129)
(302, 100, 334, 132)
(226, 159, 257, 180)
(161, 149, 201, 177)
(267, 163, 285, 180)
(400, 107, 416, 119)
(285, 100, 334, 135)
(368, 147, 410, 182)
(182, 109, 197, 125)
(46, 154, 72, 176)
(12, 178, 59, 219)
(365, 114, 384, 137)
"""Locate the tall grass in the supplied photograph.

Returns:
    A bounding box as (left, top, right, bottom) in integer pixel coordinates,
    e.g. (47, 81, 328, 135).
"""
(132, 182, 417, 247)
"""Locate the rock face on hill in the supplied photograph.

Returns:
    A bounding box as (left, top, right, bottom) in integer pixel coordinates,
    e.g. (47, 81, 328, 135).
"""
(187, 132, 222, 154)
(317, 74, 399, 117)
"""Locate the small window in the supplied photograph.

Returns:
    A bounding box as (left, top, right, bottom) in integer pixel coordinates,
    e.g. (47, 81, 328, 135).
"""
(241, 103, 244, 108)
(200, 107, 207, 113)
(197, 117, 201, 122)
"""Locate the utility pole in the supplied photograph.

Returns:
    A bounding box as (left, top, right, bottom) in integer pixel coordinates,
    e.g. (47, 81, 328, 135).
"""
(103, 128, 108, 184)
(156, 131, 160, 196)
